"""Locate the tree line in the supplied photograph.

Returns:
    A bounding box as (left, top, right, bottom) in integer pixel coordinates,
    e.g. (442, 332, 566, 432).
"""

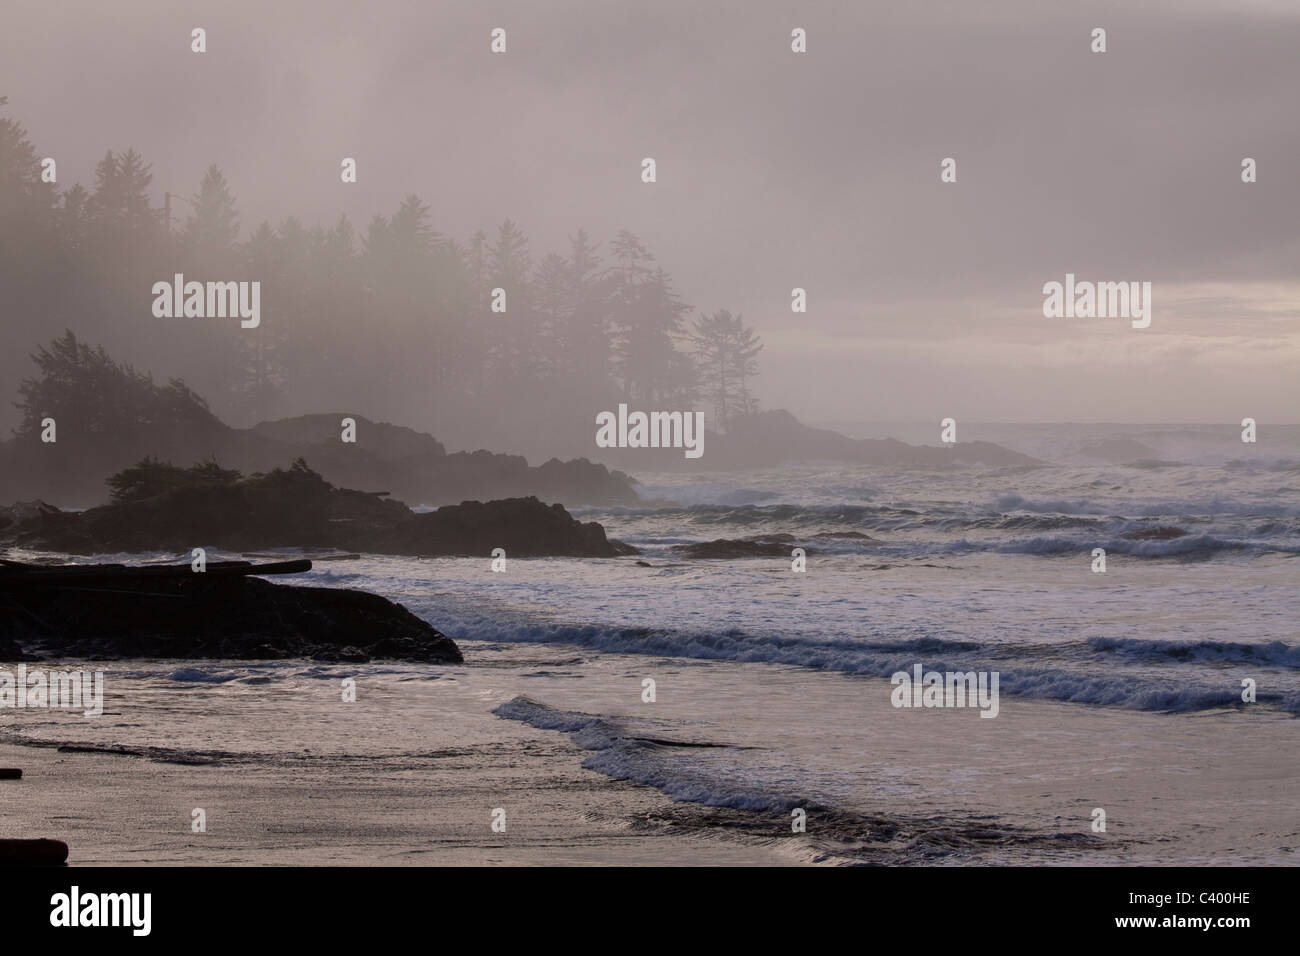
(0, 105, 762, 456)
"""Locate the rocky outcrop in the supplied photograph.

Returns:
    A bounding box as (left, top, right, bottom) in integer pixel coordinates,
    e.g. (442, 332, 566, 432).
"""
(0, 500, 60, 536)
(671, 530, 882, 558)
(250, 414, 639, 507)
(1, 460, 633, 558)
(371, 497, 637, 557)
(594, 409, 1040, 471)
(0, 336, 639, 509)
(1121, 526, 1190, 541)
(672, 538, 806, 559)
(0, 562, 463, 664)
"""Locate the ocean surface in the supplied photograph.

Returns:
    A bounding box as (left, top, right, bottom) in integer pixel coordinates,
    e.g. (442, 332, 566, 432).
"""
(4, 423, 1299, 864)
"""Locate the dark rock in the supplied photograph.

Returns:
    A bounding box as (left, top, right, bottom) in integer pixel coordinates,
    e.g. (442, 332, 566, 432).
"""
(249, 414, 640, 508)
(672, 537, 814, 559)
(0, 568, 463, 664)
(375, 497, 636, 557)
(3, 463, 634, 558)
(0, 500, 60, 535)
(0, 337, 639, 509)
(0, 838, 68, 865)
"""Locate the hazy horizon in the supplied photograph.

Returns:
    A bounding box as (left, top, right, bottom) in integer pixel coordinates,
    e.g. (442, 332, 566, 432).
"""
(4, 0, 1297, 437)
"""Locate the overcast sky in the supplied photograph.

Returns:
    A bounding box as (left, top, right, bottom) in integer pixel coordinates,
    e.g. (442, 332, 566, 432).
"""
(5, 0, 1298, 423)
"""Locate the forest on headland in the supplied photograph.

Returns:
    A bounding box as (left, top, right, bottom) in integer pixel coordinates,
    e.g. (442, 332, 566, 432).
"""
(0, 329, 643, 507)
(2, 103, 1035, 509)
(0, 103, 764, 464)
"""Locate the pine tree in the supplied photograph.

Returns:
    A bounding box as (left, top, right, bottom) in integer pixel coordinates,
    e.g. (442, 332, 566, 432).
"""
(89, 149, 156, 240)
(532, 252, 571, 381)
(0, 114, 54, 232)
(485, 219, 535, 384)
(0, 114, 61, 385)
(612, 245, 694, 405)
(181, 164, 240, 255)
(564, 229, 614, 391)
(690, 309, 763, 429)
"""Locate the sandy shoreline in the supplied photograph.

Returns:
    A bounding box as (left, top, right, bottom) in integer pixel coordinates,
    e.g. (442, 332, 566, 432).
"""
(0, 645, 807, 866)
(0, 744, 808, 866)
(3, 640, 1296, 866)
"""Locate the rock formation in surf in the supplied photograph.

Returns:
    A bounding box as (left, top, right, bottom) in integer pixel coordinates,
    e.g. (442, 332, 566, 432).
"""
(0, 560, 463, 664)
(1, 458, 634, 558)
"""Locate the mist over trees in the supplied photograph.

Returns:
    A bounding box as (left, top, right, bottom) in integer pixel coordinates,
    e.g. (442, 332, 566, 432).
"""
(691, 309, 762, 431)
(0, 107, 762, 460)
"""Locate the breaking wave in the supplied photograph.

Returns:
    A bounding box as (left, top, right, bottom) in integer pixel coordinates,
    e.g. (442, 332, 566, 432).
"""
(469, 624, 1300, 714)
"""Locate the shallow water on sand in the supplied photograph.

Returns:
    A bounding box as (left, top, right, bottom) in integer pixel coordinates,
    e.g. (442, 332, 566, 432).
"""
(2, 640, 1295, 865)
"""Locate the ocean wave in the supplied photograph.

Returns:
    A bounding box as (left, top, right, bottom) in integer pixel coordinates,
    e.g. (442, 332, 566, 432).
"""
(631, 484, 784, 507)
(996, 494, 1300, 519)
(968, 514, 1102, 532)
(996, 494, 1109, 515)
(993, 536, 1086, 555)
(493, 696, 796, 811)
(1253, 519, 1300, 536)
(995, 532, 1299, 557)
(602, 501, 1296, 542)
(1087, 636, 1300, 668)
(468, 625, 1300, 714)
(494, 698, 1110, 863)
(679, 503, 887, 525)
